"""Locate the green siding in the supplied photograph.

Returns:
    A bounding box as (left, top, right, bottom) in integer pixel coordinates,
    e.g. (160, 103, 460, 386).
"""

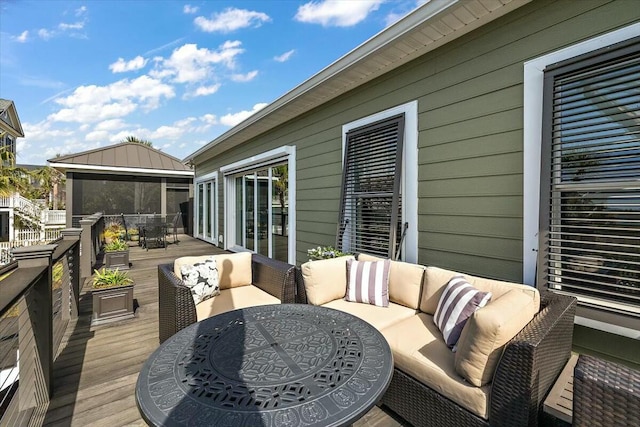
(194, 0, 639, 278)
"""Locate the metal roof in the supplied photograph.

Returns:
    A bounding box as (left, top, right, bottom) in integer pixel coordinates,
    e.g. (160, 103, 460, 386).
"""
(185, 0, 530, 164)
(49, 143, 193, 176)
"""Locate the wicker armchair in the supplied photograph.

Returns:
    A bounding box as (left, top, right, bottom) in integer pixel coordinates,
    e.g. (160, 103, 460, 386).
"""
(573, 354, 640, 427)
(379, 291, 577, 427)
(158, 253, 296, 343)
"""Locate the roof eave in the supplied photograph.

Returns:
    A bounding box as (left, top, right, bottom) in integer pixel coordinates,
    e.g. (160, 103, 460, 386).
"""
(184, 0, 531, 164)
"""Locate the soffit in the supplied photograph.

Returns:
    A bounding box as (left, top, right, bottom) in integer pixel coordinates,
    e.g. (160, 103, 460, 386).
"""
(188, 0, 531, 163)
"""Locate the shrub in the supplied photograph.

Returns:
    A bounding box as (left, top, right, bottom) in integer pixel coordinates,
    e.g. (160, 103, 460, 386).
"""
(92, 268, 133, 289)
(104, 239, 128, 252)
(307, 246, 351, 261)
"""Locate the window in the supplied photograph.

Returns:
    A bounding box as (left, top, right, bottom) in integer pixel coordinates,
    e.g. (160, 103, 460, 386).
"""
(538, 36, 640, 317)
(221, 146, 295, 263)
(339, 102, 418, 262)
(195, 172, 218, 245)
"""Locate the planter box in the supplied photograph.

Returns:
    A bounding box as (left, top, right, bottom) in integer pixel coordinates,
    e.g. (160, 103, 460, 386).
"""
(92, 284, 135, 326)
(104, 249, 130, 270)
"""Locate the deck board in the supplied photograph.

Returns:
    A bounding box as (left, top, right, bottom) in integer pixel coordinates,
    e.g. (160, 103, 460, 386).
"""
(42, 235, 405, 426)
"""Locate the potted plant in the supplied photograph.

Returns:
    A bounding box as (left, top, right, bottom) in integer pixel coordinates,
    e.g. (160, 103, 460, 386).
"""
(128, 228, 139, 242)
(103, 238, 130, 270)
(307, 245, 351, 261)
(91, 268, 135, 325)
(104, 221, 124, 244)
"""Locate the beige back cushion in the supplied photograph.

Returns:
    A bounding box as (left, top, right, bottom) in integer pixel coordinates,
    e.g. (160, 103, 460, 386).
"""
(454, 289, 540, 387)
(420, 266, 540, 315)
(358, 253, 425, 310)
(301, 256, 354, 305)
(174, 252, 252, 290)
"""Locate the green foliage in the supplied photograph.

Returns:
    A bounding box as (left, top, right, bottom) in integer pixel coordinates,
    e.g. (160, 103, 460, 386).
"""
(121, 135, 153, 147)
(307, 246, 351, 261)
(92, 268, 133, 289)
(104, 239, 128, 252)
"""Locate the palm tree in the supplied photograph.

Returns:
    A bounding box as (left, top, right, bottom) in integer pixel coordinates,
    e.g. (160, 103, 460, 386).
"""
(31, 165, 65, 209)
(0, 145, 29, 197)
(121, 135, 153, 147)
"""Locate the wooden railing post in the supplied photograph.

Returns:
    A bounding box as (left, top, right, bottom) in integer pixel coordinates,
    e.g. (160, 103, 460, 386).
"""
(13, 244, 56, 409)
(61, 228, 82, 318)
(79, 218, 93, 284)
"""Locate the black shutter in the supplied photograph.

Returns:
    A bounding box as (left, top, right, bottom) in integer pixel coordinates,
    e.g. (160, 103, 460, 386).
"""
(337, 114, 404, 259)
(539, 37, 640, 312)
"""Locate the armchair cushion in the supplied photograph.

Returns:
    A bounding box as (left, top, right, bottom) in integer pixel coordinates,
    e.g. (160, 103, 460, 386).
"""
(195, 285, 280, 321)
(455, 288, 540, 386)
(174, 252, 252, 290)
(301, 255, 354, 305)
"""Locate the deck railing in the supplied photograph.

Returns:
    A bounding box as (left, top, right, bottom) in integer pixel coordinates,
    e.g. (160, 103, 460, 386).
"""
(0, 230, 81, 425)
(79, 213, 105, 283)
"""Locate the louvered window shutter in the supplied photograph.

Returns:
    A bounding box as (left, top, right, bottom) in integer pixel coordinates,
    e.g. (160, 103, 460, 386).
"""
(337, 114, 404, 259)
(539, 37, 640, 313)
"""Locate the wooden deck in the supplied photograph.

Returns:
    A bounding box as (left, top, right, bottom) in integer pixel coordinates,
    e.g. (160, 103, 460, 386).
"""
(41, 235, 405, 427)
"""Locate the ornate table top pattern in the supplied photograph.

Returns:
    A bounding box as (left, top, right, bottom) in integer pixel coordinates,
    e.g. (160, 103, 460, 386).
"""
(136, 304, 393, 427)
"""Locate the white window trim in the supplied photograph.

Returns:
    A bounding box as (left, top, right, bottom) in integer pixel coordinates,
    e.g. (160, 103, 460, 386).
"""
(522, 22, 640, 287)
(194, 171, 219, 245)
(341, 101, 419, 263)
(221, 146, 296, 264)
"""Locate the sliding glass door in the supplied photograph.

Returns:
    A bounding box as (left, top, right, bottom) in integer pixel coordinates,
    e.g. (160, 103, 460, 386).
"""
(195, 174, 217, 244)
(229, 163, 288, 262)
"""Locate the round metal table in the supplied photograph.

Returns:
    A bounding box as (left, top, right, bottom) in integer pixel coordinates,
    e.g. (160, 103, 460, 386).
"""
(136, 304, 393, 426)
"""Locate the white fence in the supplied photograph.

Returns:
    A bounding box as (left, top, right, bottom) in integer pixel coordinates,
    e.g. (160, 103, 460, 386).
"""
(0, 228, 64, 265)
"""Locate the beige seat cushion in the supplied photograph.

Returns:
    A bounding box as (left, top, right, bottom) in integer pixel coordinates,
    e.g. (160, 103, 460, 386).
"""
(175, 252, 252, 290)
(382, 313, 490, 419)
(358, 254, 425, 310)
(421, 266, 540, 315)
(455, 289, 540, 387)
(322, 299, 417, 331)
(301, 256, 354, 305)
(195, 285, 280, 321)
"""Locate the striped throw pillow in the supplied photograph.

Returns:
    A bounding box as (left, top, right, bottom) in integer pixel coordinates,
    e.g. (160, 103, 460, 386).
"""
(434, 276, 492, 350)
(345, 259, 390, 307)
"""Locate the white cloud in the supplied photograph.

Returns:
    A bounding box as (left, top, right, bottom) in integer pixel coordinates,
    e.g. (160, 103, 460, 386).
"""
(59, 21, 84, 30)
(48, 75, 175, 123)
(295, 0, 383, 27)
(109, 56, 149, 73)
(194, 8, 270, 33)
(274, 49, 295, 63)
(231, 70, 258, 82)
(220, 103, 268, 127)
(153, 42, 244, 85)
(200, 114, 217, 125)
(13, 31, 29, 43)
(190, 84, 222, 97)
(85, 130, 110, 142)
(95, 119, 128, 131)
(76, 6, 88, 17)
(38, 29, 54, 40)
(183, 4, 199, 14)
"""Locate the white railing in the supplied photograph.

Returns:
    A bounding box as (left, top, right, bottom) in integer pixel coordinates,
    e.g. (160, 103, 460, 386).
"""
(44, 210, 66, 225)
(0, 194, 43, 221)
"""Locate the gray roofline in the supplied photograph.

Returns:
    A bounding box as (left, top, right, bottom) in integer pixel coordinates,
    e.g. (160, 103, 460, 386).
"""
(184, 0, 530, 163)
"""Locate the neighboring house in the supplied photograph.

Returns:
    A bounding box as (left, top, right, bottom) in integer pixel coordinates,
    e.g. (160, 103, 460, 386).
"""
(0, 98, 26, 242)
(185, 0, 640, 366)
(0, 99, 23, 161)
(49, 143, 194, 230)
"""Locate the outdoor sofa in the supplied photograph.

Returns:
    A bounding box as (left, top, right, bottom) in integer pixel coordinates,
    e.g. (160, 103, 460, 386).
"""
(298, 254, 577, 427)
(158, 252, 296, 343)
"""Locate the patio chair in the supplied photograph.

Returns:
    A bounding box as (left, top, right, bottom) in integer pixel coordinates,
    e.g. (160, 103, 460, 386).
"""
(169, 213, 180, 244)
(142, 224, 166, 250)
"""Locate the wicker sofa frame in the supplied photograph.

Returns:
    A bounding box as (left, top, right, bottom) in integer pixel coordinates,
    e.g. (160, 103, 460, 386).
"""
(296, 265, 577, 427)
(158, 253, 296, 343)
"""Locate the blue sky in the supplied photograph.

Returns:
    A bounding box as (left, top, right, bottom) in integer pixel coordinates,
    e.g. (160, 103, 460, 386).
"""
(0, 1, 424, 165)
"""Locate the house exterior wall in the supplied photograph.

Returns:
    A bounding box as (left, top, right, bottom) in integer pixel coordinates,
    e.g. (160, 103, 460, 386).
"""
(197, 0, 638, 273)
(194, 0, 640, 366)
